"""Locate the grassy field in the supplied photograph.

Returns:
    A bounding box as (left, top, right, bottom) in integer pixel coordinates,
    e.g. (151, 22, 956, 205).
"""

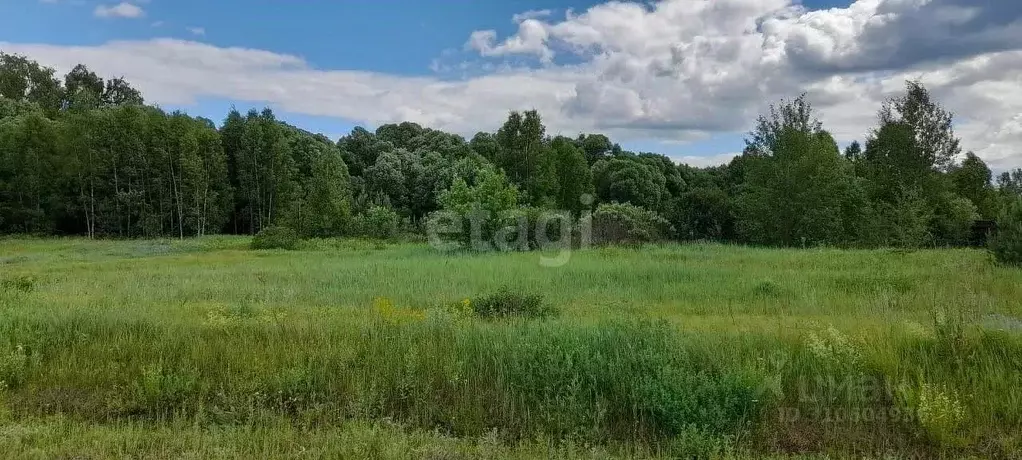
(1, 237, 1021, 459)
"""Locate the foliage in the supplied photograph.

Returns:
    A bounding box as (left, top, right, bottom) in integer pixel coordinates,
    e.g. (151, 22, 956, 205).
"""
(668, 186, 734, 241)
(590, 202, 673, 245)
(469, 287, 555, 319)
(990, 198, 1022, 266)
(492, 110, 557, 206)
(880, 80, 961, 172)
(0, 52, 1010, 254)
(592, 157, 669, 213)
(549, 136, 594, 216)
(951, 152, 998, 219)
(429, 168, 520, 249)
(734, 95, 867, 247)
(352, 206, 400, 240)
(250, 226, 300, 250)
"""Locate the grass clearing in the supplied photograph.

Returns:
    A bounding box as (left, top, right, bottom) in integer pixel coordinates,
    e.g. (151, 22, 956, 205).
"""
(1, 237, 1020, 458)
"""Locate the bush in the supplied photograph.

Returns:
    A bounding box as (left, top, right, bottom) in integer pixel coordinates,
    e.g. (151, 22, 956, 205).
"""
(990, 198, 1022, 266)
(428, 169, 520, 249)
(471, 287, 556, 319)
(512, 207, 574, 250)
(589, 202, 673, 246)
(352, 206, 400, 240)
(251, 226, 300, 250)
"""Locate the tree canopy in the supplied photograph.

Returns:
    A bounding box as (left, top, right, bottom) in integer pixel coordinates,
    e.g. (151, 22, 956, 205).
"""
(1, 51, 1018, 249)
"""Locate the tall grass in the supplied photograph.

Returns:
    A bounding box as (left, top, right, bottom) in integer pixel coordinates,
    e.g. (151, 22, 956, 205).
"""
(0, 237, 1020, 458)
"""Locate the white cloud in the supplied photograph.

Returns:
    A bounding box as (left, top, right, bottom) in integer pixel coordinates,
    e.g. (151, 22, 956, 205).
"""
(187, 27, 206, 36)
(467, 19, 555, 64)
(512, 9, 553, 24)
(94, 2, 144, 19)
(4, 0, 1022, 169)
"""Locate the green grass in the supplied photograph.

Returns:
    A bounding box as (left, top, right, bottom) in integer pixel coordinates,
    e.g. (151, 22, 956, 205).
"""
(1, 236, 1021, 458)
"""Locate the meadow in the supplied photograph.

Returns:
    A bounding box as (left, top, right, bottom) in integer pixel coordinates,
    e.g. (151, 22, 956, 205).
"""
(1, 237, 1021, 459)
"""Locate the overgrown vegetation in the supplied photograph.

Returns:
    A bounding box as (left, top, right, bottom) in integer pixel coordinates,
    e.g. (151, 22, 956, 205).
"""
(469, 287, 555, 319)
(0, 238, 1020, 458)
(250, 226, 299, 250)
(990, 198, 1022, 266)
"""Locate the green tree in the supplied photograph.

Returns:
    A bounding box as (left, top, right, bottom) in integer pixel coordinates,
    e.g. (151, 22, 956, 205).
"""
(843, 140, 862, 161)
(880, 80, 961, 172)
(550, 136, 593, 216)
(363, 149, 408, 212)
(469, 132, 500, 163)
(430, 168, 520, 249)
(734, 95, 867, 246)
(997, 169, 1022, 213)
(299, 142, 352, 236)
(592, 157, 668, 212)
(494, 110, 557, 205)
(950, 152, 998, 219)
(668, 186, 733, 241)
(102, 77, 144, 106)
(0, 53, 63, 116)
(990, 198, 1022, 266)
(575, 133, 615, 165)
(0, 111, 60, 233)
(339, 126, 391, 178)
(63, 64, 104, 111)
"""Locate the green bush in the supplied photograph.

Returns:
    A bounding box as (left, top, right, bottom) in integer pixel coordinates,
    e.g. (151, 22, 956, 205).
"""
(251, 226, 300, 250)
(589, 202, 673, 245)
(352, 206, 400, 240)
(990, 198, 1022, 266)
(428, 169, 520, 249)
(512, 207, 574, 250)
(471, 287, 556, 319)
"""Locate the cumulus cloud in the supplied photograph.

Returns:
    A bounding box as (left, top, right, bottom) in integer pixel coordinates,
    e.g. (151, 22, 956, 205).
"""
(94, 2, 144, 19)
(187, 27, 206, 36)
(4, 0, 1022, 169)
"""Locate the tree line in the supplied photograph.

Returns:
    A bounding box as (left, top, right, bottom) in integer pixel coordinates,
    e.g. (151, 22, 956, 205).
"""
(1, 52, 1021, 248)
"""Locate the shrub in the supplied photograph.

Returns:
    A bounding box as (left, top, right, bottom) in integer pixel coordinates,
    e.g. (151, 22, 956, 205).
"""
(352, 206, 400, 240)
(428, 169, 520, 249)
(589, 202, 673, 246)
(511, 207, 574, 250)
(471, 287, 556, 319)
(251, 226, 300, 250)
(990, 198, 1022, 266)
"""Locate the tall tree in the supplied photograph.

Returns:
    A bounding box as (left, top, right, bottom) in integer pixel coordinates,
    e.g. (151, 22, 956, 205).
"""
(0, 53, 63, 116)
(880, 80, 961, 172)
(63, 64, 104, 111)
(494, 110, 557, 205)
(550, 136, 594, 216)
(575, 133, 615, 165)
(734, 95, 867, 246)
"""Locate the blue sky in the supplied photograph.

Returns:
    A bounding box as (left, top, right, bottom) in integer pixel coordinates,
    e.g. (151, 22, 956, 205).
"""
(2, 0, 1021, 168)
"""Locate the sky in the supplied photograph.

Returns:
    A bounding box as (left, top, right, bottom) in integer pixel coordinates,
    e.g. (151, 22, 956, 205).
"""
(1, 0, 1020, 170)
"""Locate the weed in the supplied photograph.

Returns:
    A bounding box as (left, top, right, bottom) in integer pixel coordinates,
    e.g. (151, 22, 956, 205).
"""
(0, 275, 36, 293)
(470, 287, 555, 319)
(251, 227, 300, 250)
